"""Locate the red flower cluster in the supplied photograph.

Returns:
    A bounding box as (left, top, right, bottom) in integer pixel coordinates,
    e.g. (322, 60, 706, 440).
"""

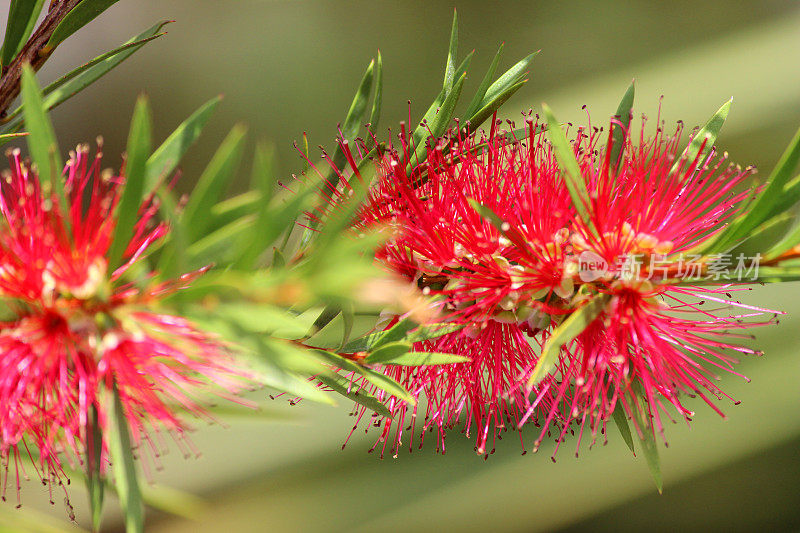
(0, 146, 244, 503)
(329, 111, 773, 458)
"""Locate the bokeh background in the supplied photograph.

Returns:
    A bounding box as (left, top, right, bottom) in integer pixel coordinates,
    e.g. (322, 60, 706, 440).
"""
(3, 1, 800, 531)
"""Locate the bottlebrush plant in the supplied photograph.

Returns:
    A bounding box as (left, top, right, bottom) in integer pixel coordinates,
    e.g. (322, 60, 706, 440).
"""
(1, 5, 800, 533)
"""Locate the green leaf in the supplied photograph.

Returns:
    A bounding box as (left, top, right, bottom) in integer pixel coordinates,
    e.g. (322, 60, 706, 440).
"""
(357, 365, 415, 404)
(47, 0, 122, 49)
(543, 103, 592, 227)
(181, 124, 248, 242)
(146, 95, 222, 189)
(466, 52, 536, 129)
(464, 43, 504, 121)
(368, 350, 470, 366)
(108, 95, 151, 271)
(609, 79, 635, 174)
(187, 214, 255, 266)
(403, 323, 465, 343)
(443, 9, 458, 92)
(364, 342, 411, 364)
(208, 191, 260, 230)
(611, 401, 635, 455)
(0, 131, 28, 148)
(408, 72, 466, 165)
(0, 0, 45, 67)
(716, 124, 800, 250)
(309, 145, 380, 256)
(107, 386, 144, 533)
(528, 294, 611, 387)
(20, 65, 66, 220)
(765, 218, 800, 260)
(2, 22, 170, 132)
(368, 50, 383, 129)
(630, 386, 663, 493)
(371, 317, 419, 350)
(465, 79, 527, 134)
(316, 374, 392, 418)
(670, 98, 731, 175)
(341, 59, 374, 144)
(323, 58, 374, 194)
(234, 142, 278, 268)
(85, 406, 105, 532)
(215, 303, 315, 337)
(314, 350, 415, 404)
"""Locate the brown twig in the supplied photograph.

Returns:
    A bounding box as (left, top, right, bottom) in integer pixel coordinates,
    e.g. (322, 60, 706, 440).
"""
(0, 0, 83, 119)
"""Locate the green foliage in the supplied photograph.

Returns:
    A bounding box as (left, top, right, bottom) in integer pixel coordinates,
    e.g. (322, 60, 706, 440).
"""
(108, 386, 144, 533)
(670, 98, 731, 176)
(609, 79, 635, 174)
(528, 294, 611, 387)
(0, 0, 45, 67)
(108, 95, 152, 271)
(630, 384, 663, 493)
(47, 0, 122, 49)
(1, 21, 170, 138)
(20, 66, 66, 220)
(85, 407, 105, 532)
(715, 125, 800, 252)
(543, 103, 593, 229)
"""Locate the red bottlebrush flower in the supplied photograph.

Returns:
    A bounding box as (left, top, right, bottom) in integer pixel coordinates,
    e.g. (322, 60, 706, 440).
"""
(0, 146, 245, 504)
(323, 108, 774, 460)
(323, 119, 579, 457)
(522, 114, 775, 457)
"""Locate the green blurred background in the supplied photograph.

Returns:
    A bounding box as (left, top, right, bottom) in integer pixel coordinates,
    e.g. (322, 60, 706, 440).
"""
(3, 1, 800, 531)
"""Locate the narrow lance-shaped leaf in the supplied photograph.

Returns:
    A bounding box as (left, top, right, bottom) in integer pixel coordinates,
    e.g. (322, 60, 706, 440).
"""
(233, 141, 278, 268)
(309, 144, 380, 257)
(316, 374, 392, 418)
(367, 50, 383, 130)
(410, 52, 473, 152)
(364, 342, 411, 364)
(20, 65, 66, 223)
(47, 0, 122, 50)
(466, 79, 527, 135)
(0, 131, 28, 148)
(108, 95, 151, 271)
(367, 350, 471, 366)
(107, 386, 144, 533)
(464, 43, 504, 120)
(408, 72, 466, 166)
(324, 58, 374, 194)
(144, 95, 221, 277)
(145, 95, 222, 189)
(402, 323, 465, 344)
(313, 350, 416, 404)
(528, 293, 611, 387)
(370, 317, 418, 350)
(0, 0, 45, 67)
(468, 51, 537, 125)
(180, 124, 248, 242)
(669, 98, 731, 175)
(764, 217, 800, 260)
(543, 103, 593, 228)
(716, 124, 800, 250)
(631, 383, 663, 493)
(611, 401, 635, 454)
(85, 406, 105, 532)
(609, 79, 635, 175)
(443, 9, 458, 93)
